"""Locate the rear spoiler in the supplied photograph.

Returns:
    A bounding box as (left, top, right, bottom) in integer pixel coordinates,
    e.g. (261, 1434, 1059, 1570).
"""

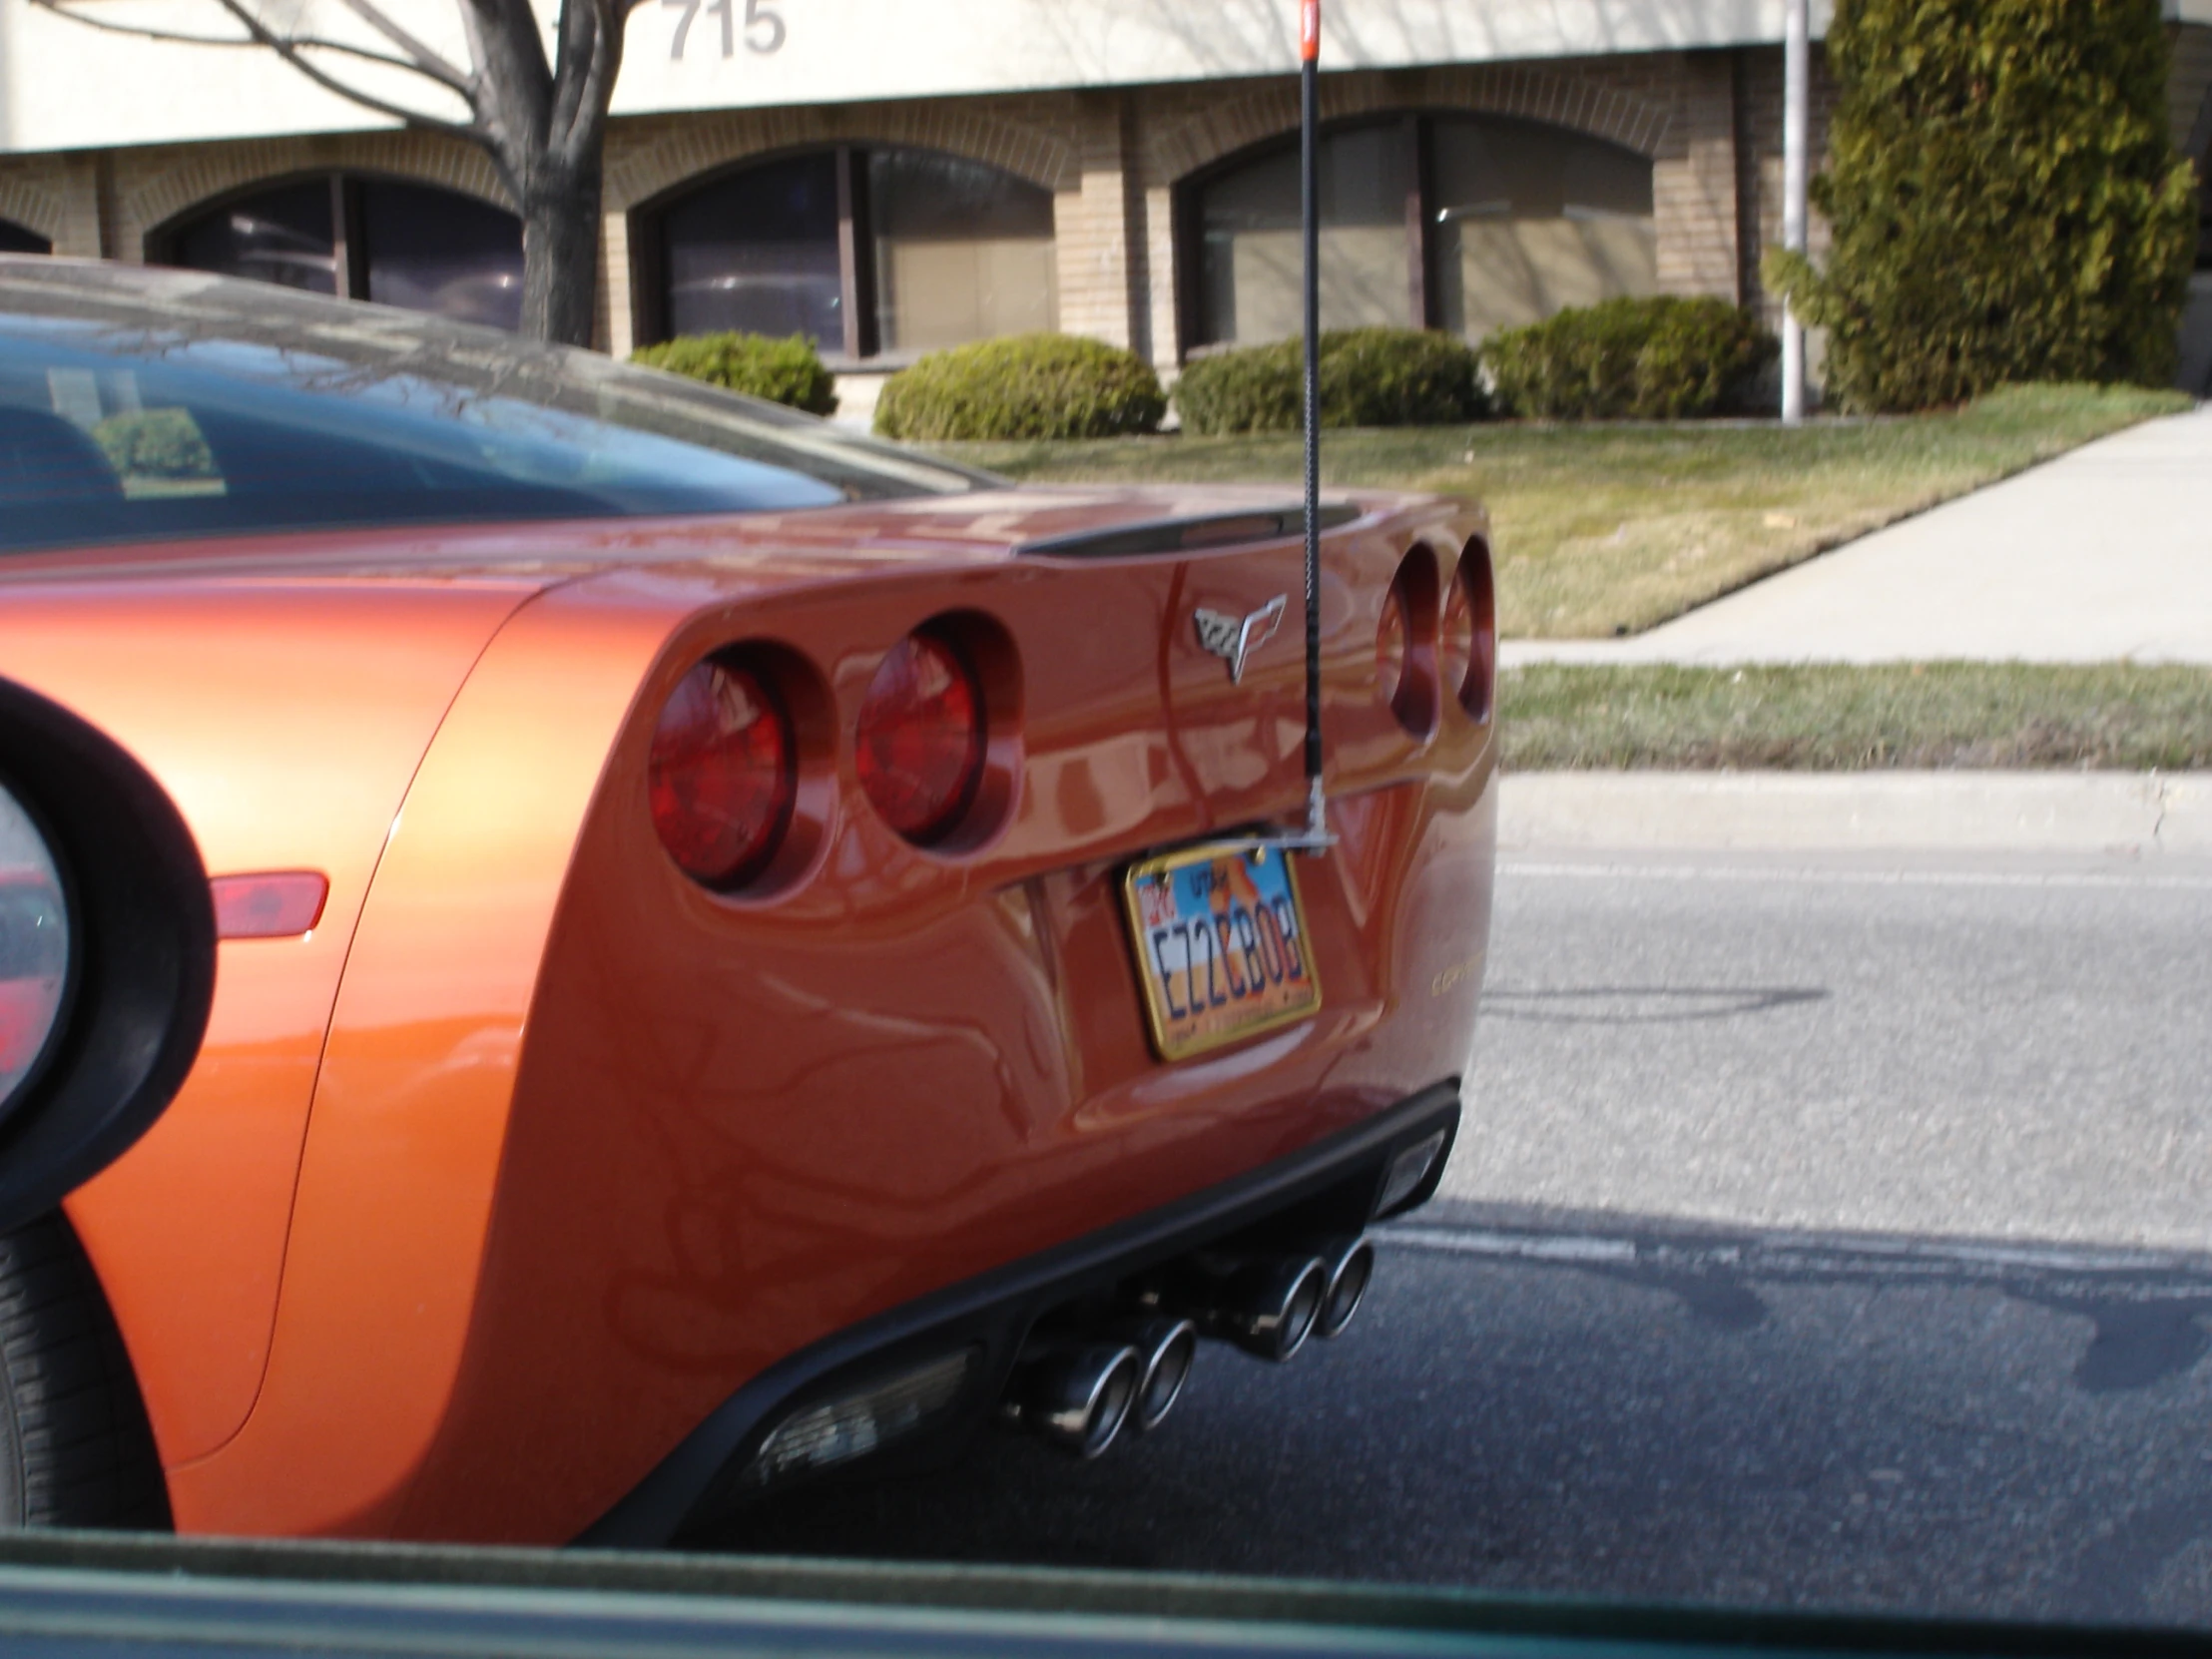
(1015, 502, 1360, 561)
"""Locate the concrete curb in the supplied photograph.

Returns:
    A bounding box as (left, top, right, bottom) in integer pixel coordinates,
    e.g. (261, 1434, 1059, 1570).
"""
(1499, 772, 2212, 853)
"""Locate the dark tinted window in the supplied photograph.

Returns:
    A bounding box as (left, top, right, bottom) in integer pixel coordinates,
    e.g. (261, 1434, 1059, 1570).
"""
(362, 181, 524, 329)
(167, 176, 525, 329)
(1186, 114, 1657, 348)
(1194, 125, 1413, 347)
(1430, 115, 1656, 339)
(866, 150, 1057, 352)
(171, 180, 338, 295)
(0, 263, 985, 556)
(661, 154, 843, 344)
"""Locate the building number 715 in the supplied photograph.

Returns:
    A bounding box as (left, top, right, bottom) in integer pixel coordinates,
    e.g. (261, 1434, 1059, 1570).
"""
(665, 0, 785, 60)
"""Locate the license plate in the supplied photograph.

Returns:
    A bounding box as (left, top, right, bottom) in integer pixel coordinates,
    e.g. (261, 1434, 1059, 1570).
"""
(1122, 841, 1322, 1062)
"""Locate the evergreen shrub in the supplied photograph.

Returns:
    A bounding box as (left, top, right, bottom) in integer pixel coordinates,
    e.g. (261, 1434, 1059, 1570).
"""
(1480, 296, 1778, 420)
(1173, 327, 1485, 434)
(1765, 0, 2195, 412)
(630, 332, 838, 416)
(873, 333, 1166, 441)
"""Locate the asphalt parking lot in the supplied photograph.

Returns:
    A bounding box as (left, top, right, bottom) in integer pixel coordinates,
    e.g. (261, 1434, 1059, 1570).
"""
(703, 850, 2212, 1630)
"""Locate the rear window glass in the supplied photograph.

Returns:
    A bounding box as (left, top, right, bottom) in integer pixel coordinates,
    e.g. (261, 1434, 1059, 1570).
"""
(0, 261, 988, 556)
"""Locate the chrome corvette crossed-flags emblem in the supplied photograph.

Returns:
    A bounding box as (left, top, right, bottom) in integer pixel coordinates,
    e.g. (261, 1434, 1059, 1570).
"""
(1192, 595, 1289, 685)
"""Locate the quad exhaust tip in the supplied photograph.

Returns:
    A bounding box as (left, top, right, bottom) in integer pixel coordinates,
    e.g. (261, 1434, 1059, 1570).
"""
(1005, 1343, 1142, 1458)
(1316, 1235, 1376, 1341)
(1114, 1317, 1199, 1431)
(1002, 1235, 1378, 1458)
(1154, 1253, 1330, 1364)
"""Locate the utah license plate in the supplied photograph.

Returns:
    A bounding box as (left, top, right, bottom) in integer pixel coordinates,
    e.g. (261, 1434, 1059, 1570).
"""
(1122, 841, 1322, 1062)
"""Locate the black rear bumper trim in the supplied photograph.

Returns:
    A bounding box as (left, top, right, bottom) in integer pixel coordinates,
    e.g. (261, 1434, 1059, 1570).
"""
(580, 1080, 1460, 1547)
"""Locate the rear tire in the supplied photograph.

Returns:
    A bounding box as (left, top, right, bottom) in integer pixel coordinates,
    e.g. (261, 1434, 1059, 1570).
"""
(0, 1214, 170, 1528)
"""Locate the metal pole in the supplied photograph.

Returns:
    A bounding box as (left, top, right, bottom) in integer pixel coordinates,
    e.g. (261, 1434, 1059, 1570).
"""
(1299, 0, 1326, 841)
(1781, 0, 1809, 425)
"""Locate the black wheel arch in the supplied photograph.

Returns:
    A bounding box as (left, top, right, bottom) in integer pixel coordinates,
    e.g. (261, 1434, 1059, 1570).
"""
(0, 675, 214, 1231)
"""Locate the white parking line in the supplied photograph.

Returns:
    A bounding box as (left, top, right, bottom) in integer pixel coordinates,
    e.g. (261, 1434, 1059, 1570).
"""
(1381, 1224, 2210, 1281)
(1500, 859, 2212, 892)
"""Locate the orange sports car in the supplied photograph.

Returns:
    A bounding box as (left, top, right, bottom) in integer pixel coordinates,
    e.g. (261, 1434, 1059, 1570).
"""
(0, 258, 1495, 1546)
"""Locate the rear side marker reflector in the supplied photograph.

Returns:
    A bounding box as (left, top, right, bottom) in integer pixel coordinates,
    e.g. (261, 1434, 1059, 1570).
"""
(212, 871, 328, 939)
(741, 1347, 977, 1491)
(1378, 1128, 1449, 1214)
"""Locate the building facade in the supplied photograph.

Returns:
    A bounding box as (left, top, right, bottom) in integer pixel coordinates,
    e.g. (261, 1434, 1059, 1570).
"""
(1, 0, 2207, 409)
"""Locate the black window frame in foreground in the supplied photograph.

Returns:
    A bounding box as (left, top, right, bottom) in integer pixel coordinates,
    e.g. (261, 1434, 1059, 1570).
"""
(1173, 110, 1655, 359)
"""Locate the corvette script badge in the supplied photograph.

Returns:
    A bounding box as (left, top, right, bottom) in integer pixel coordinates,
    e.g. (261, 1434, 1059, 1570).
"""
(1193, 595, 1288, 684)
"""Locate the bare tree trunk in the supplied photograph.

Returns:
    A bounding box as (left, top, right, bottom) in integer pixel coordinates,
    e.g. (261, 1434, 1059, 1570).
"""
(32, 0, 641, 350)
(520, 160, 602, 347)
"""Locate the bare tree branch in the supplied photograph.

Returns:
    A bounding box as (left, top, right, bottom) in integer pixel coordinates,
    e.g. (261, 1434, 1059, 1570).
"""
(545, 0, 602, 160)
(27, 0, 250, 47)
(29, 0, 459, 86)
(206, 0, 480, 135)
(549, 0, 646, 168)
(325, 0, 473, 94)
(37, 0, 635, 344)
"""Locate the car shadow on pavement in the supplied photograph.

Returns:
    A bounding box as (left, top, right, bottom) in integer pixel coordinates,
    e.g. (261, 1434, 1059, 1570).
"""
(1478, 986, 1831, 1025)
(695, 1200, 2212, 1631)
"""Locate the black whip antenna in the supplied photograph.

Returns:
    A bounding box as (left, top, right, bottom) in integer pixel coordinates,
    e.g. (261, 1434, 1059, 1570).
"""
(1296, 0, 1332, 849)
(1211, 0, 1335, 862)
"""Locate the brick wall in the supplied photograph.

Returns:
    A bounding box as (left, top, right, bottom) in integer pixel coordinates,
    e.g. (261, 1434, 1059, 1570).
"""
(17, 130, 508, 266)
(0, 46, 1838, 363)
(1051, 94, 1138, 352)
(1732, 43, 1839, 328)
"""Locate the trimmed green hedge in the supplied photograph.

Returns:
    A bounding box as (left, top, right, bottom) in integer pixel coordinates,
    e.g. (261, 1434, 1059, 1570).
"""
(1173, 327, 1485, 434)
(630, 332, 838, 416)
(873, 333, 1166, 441)
(1481, 297, 1777, 420)
(1765, 0, 2194, 411)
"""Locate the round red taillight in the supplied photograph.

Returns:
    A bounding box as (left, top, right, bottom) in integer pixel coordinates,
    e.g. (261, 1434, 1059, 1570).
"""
(1377, 551, 1439, 738)
(1443, 544, 1496, 722)
(1440, 576, 1473, 707)
(1377, 585, 1410, 713)
(649, 658, 797, 887)
(856, 631, 986, 844)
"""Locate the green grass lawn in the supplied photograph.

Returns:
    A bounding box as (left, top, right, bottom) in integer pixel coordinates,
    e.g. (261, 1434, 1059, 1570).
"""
(1501, 663, 2212, 771)
(943, 384, 2190, 640)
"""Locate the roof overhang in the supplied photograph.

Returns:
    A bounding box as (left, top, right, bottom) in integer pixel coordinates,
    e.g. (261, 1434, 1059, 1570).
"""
(0, 0, 1847, 155)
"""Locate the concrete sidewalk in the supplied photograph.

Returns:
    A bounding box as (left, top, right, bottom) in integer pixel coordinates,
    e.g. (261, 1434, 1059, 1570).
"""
(1503, 401, 2212, 668)
(1498, 771, 2212, 854)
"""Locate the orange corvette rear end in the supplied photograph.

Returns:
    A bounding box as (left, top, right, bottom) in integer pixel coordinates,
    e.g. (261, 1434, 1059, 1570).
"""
(0, 260, 1494, 1545)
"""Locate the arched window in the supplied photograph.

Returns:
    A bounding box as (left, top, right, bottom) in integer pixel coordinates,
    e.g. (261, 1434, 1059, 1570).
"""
(1183, 114, 1655, 351)
(1430, 116, 1655, 337)
(162, 176, 523, 329)
(648, 147, 1056, 361)
(0, 221, 52, 256)
(1192, 123, 1415, 346)
(658, 153, 843, 345)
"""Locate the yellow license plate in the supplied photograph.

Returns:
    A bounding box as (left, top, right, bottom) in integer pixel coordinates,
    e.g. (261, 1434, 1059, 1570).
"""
(1122, 841, 1323, 1061)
